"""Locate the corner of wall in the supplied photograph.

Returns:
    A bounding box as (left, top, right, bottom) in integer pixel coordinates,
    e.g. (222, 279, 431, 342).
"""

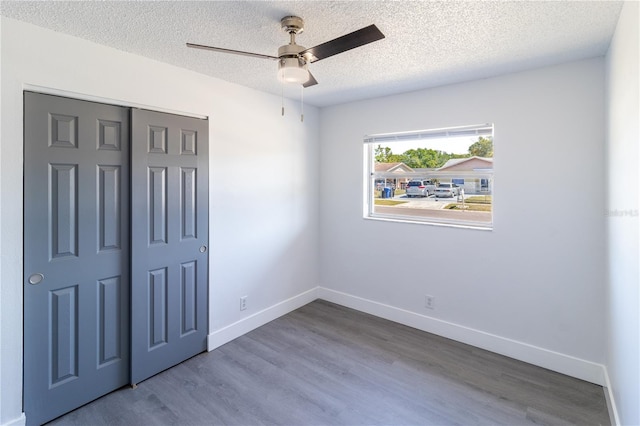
(207, 287, 320, 351)
(603, 367, 621, 426)
(0, 413, 26, 426)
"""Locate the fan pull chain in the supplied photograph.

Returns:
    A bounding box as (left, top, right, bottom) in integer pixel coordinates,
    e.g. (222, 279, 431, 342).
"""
(279, 83, 305, 123)
(300, 86, 304, 122)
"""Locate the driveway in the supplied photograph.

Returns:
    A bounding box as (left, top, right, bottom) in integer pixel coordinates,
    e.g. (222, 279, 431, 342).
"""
(377, 194, 492, 223)
(390, 195, 461, 210)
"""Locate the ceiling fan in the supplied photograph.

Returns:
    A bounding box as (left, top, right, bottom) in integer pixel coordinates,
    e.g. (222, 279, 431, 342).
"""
(186, 16, 385, 87)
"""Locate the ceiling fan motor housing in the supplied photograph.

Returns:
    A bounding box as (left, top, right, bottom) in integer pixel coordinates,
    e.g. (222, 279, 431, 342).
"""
(281, 16, 304, 35)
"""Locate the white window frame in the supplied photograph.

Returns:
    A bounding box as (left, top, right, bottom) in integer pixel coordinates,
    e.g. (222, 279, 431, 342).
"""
(364, 124, 494, 230)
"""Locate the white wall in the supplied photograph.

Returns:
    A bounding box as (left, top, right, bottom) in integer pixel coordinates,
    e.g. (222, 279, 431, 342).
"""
(319, 58, 607, 383)
(0, 18, 319, 426)
(605, 2, 640, 425)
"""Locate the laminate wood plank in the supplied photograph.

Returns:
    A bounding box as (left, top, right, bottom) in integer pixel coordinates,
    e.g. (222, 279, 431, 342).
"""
(47, 300, 610, 426)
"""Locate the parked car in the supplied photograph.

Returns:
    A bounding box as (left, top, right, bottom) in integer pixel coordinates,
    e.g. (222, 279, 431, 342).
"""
(434, 182, 459, 198)
(406, 180, 435, 198)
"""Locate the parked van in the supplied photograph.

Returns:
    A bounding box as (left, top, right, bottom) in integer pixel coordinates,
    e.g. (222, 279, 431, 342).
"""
(406, 180, 436, 197)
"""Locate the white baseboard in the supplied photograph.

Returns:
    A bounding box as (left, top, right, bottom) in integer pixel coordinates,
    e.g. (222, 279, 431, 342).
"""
(603, 367, 621, 426)
(1, 413, 25, 426)
(206, 286, 608, 388)
(207, 287, 319, 351)
(318, 287, 607, 386)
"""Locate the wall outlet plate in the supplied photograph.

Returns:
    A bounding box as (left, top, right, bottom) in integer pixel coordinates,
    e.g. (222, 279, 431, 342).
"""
(240, 296, 247, 311)
(425, 295, 435, 309)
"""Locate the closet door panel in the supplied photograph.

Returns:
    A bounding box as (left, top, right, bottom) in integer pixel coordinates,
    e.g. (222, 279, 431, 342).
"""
(24, 92, 130, 426)
(131, 109, 209, 384)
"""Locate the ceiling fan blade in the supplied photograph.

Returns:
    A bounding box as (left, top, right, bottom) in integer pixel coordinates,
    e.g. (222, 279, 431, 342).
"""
(186, 43, 278, 61)
(301, 24, 384, 63)
(303, 72, 318, 88)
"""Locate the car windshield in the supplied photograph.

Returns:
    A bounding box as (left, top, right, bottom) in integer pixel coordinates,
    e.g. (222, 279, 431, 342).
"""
(408, 182, 422, 187)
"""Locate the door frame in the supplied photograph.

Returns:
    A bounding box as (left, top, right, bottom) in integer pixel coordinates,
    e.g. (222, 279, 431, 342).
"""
(21, 85, 211, 421)
(23, 84, 208, 120)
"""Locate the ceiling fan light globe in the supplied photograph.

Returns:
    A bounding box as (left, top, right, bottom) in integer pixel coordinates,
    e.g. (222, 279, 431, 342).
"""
(278, 57, 309, 84)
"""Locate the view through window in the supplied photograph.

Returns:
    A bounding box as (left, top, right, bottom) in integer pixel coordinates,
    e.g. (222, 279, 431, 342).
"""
(365, 124, 494, 229)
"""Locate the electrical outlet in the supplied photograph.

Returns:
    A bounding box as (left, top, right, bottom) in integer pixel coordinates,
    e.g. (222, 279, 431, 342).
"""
(240, 296, 247, 311)
(425, 295, 435, 309)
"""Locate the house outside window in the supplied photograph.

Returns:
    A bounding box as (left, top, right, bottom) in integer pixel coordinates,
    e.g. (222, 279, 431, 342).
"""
(365, 124, 494, 230)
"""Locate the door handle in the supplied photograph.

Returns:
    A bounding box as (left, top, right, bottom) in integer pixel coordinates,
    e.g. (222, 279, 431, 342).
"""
(199, 245, 207, 253)
(28, 273, 45, 285)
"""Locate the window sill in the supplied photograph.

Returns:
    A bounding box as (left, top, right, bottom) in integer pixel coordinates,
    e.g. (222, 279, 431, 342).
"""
(364, 213, 493, 231)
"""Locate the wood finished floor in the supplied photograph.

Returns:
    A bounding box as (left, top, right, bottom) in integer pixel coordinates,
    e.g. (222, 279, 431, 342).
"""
(48, 300, 610, 425)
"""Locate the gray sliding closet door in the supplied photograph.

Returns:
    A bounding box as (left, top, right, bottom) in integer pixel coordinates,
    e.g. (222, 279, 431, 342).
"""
(130, 109, 209, 384)
(23, 92, 130, 426)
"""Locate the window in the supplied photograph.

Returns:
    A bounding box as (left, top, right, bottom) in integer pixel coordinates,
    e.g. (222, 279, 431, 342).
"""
(364, 124, 494, 229)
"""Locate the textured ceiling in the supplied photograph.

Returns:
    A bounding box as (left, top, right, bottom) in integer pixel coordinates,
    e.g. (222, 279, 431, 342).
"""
(1, 1, 623, 107)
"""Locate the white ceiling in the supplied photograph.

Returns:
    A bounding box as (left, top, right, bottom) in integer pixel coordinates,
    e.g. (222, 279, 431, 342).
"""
(1, 1, 623, 107)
